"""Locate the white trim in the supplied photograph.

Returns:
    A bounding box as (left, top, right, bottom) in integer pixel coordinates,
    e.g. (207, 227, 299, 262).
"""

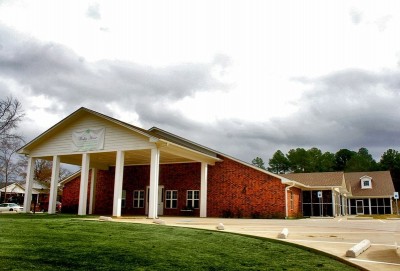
(165, 190, 178, 209)
(133, 190, 145, 208)
(200, 162, 208, 217)
(186, 190, 200, 209)
(89, 168, 97, 214)
(78, 153, 90, 215)
(48, 155, 60, 214)
(112, 151, 125, 217)
(23, 157, 36, 213)
(148, 148, 160, 218)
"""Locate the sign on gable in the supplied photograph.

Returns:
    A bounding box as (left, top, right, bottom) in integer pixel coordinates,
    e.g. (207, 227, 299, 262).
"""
(72, 128, 105, 152)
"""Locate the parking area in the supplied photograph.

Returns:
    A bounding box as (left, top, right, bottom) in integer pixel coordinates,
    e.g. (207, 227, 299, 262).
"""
(114, 216, 400, 271)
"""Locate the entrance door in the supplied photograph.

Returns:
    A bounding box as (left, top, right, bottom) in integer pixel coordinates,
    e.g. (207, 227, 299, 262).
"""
(356, 200, 364, 214)
(146, 185, 164, 216)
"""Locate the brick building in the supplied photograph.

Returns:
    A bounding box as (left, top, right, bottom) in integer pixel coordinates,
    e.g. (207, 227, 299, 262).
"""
(18, 107, 299, 218)
(18, 107, 395, 218)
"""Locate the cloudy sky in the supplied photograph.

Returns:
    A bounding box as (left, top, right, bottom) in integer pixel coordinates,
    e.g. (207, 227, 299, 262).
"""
(1, 0, 400, 163)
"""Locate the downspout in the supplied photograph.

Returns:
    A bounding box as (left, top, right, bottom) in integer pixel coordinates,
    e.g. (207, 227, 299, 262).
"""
(285, 182, 295, 219)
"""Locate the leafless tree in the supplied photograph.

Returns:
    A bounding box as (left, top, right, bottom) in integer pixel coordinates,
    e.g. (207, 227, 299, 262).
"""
(0, 96, 24, 140)
(0, 137, 24, 202)
(18, 158, 72, 184)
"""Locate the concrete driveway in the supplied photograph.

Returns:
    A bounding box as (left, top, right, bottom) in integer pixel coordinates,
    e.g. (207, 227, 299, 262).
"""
(114, 216, 400, 271)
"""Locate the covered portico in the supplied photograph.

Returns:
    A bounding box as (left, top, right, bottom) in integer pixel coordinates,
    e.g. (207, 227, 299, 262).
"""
(18, 108, 220, 218)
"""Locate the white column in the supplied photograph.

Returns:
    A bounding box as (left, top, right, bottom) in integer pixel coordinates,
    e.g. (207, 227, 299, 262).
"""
(200, 162, 208, 218)
(48, 155, 60, 214)
(112, 151, 125, 217)
(148, 148, 160, 219)
(89, 168, 97, 215)
(23, 157, 36, 213)
(368, 198, 372, 215)
(78, 153, 90, 215)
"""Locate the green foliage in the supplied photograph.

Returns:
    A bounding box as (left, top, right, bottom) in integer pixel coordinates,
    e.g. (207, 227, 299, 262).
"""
(266, 147, 399, 175)
(334, 149, 356, 171)
(251, 156, 266, 170)
(268, 150, 289, 174)
(287, 148, 309, 172)
(0, 214, 357, 271)
(380, 149, 400, 191)
(345, 147, 378, 172)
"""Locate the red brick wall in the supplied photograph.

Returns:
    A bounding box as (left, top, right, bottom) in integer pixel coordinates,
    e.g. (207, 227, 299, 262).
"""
(62, 156, 292, 218)
(287, 187, 302, 218)
(207, 156, 286, 218)
(61, 170, 94, 213)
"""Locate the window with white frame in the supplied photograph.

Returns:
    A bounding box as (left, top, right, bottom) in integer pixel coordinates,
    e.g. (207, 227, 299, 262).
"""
(165, 190, 178, 209)
(290, 191, 294, 210)
(360, 176, 372, 189)
(121, 190, 126, 208)
(186, 190, 199, 209)
(133, 190, 145, 208)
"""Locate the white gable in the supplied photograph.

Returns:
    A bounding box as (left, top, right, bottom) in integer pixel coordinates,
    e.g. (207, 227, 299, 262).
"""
(27, 113, 154, 157)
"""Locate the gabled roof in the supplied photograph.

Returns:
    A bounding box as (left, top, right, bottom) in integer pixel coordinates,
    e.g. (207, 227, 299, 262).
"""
(18, 107, 290, 183)
(148, 127, 290, 182)
(148, 127, 217, 158)
(0, 180, 50, 194)
(344, 171, 395, 197)
(59, 170, 82, 186)
(281, 172, 345, 187)
(18, 107, 154, 155)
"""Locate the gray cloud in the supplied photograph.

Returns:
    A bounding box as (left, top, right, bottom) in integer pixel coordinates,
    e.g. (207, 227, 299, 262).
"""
(1, 23, 400, 164)
(0, 24, 226, 109)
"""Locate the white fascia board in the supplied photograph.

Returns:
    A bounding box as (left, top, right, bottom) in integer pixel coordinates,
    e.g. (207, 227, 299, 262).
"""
(301, 186, 345, 190)
(159, 139, 221, 165)
(59, 170, 82, 185)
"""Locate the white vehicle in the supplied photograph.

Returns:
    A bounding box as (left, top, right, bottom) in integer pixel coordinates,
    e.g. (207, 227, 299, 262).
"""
(0, 203, 24, 212)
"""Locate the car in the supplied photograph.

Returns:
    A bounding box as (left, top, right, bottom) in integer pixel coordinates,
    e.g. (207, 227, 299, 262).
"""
(0, 203, 24, 212)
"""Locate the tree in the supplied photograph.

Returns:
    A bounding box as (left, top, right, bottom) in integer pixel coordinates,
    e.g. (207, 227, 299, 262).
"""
(334, 149, 356, 171)
(18, 158, 71, 184)
(379, 149, 400, 192)
(268, 150, 289, 174)
(0, 97, 24, 202)
(0, 96, 24, 140)
(345, 147, 377, 172)
(252, 157, 266, 170)
(287, 148, 309, 173)
(318, 151, 336, 172)
(0, 136, 25, 202)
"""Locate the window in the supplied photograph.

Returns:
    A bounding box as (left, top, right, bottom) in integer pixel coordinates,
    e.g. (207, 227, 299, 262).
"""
(361, 176, 372, 189)
(121, 190, 126, 208)
(186, 190, 199, 209)
(165, 190, 178, 209)
(290, 191, 294, 210)
(133, 190, 145, 208)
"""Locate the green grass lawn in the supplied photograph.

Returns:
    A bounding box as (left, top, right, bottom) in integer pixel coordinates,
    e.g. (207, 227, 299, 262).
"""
(0, 214, 359, 271)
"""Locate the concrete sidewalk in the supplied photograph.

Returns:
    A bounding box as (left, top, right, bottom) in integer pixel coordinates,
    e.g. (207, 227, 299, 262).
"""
(113, 216, 400, 271)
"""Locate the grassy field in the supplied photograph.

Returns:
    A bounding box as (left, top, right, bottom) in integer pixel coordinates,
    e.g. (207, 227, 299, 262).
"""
(0, 214, 359, 271)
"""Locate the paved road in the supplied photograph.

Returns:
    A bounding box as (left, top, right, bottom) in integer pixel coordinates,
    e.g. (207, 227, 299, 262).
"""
(114, 216, 400, 271)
